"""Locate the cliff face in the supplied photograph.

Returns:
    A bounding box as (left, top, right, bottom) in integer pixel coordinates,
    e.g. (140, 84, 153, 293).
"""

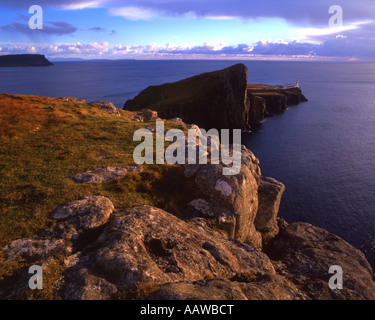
(0, 54, 53, 67)
(124, 64, 249, 130)
(1, 94, 374, 300)
(124, 64, 307, 130)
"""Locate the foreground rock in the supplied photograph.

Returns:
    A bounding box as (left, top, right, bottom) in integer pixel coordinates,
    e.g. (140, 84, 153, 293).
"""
(266, 221, 375, 300)
(89, 101, 119, 115)
(71, 165, 143, 184)
(2, 200, 375, 300)
(56, 206, 275, 299)
(255, 177, 285, 243)
(3, 196, 114, 263)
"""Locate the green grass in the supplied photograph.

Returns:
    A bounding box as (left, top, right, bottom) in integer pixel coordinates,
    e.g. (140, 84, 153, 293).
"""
(0, 93, 200, 285)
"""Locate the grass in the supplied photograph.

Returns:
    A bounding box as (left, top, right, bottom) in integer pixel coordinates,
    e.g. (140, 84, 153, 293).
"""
(0, 93, 200, 291)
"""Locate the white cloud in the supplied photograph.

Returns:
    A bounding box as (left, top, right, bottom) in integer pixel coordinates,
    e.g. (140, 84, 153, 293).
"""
(109, 6, 158, 20)
(62, 1, 102, 10)
(297, 20, 373, 43)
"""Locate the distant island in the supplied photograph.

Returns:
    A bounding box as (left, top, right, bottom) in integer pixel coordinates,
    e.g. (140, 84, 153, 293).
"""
(0, 54, 53, 67)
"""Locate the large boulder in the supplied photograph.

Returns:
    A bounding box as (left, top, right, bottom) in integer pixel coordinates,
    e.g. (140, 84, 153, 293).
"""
(2, 196, 115, 263)
(255, 177, 285, 243)
(147, 275, 306, 300)
(191, 163, 262, 248)
(124, 64, 249, 130)
(266, 222, 375, 300)
(56, 206, 276, 299)
(184, 145, 284, 249)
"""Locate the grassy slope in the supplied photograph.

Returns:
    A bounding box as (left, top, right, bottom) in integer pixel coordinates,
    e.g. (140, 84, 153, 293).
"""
(0, 94, 199, 290)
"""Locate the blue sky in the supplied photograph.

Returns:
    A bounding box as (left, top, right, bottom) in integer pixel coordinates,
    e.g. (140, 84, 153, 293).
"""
(0, 0, 374, 60)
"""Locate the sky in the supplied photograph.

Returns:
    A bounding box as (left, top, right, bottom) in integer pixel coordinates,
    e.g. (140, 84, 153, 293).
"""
(0, 0, 374, 61)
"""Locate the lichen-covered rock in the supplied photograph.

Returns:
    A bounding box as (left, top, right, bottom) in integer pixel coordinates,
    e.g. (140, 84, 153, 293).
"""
(3, 238, 70, 262)
(71, 166, 128, 184)
(56, 268, 117, 300)
(140, 109, 158, 122)
(3, 196, 115, 263)
(192, 163, 262, 248)
(89, 101, 119, 114)
(147, 275, 306, 300)
(51, 195, 114, 230)
(184, 146, 264, 249)
(147, 279, 248, 300)
(266, 222, 375, 300)
(56, 206, 275, 298)
(255, 177, 285, 243)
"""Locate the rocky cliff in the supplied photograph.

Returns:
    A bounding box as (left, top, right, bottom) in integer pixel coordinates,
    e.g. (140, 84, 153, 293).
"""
(124, 64, 307, 130)
(0, 94, 373, 300)
(0, 54, 53, 67)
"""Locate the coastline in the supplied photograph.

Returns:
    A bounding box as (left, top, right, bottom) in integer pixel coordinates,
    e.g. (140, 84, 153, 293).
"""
(0, 91, 374, 300)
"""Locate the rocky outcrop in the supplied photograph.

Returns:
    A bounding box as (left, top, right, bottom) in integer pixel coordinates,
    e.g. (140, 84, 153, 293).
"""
(2, 200, 374, 300)
(89, 101, 119, 115)
(1, 120, 374, 300)
(124, 64, 249, 130)
(124, 64, 307, 130)
(255, 177, 285, 243)
(0, 54, 53, 67)
(265, 221, 375, 300)
(246, 84, 308, 124)
(71, 165, 143, 184)
(147, 275, 306, 300)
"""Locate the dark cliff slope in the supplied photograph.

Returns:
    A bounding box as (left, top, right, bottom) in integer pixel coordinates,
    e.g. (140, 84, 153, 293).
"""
(124, 64, 249, 130)
(124, 64, 308, 130)
(0, 54, 53, 67)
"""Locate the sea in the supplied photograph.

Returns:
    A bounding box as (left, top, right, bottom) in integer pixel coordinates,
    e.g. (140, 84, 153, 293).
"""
(1, 60, 375, 268)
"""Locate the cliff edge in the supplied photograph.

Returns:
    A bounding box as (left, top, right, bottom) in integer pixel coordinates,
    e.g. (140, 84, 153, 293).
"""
(124, 64, 307, 130)
(0, 94, 374, 300)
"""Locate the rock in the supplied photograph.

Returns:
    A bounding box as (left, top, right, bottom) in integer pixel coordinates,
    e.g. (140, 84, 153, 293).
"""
(89, 101, 119, 114)
(255, 177, 285, 243)
(169, 118, 186, 127)
(266, 222, 375, 300)
(182, 146, 269, 249)
(71, 166, 131, 184)
(147, 275, 306, 300)
(189, 161, 262, 249)
(147, 279, 248, 300)
(59, 97, 86, 103)
(56, 206, 275, 298)
(140, 109, 158, 122)
(56, 268, 117, 300)
(3, 238, 70, 262)
(124, 64, 249, 130)
(3, 196, 114, 263)
(51, 195, 114, 230)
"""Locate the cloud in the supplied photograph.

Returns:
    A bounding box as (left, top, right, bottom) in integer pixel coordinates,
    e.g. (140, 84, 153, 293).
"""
(62, 1, 102, 10)
(1, 21, 77, 36)
(2, 37, 373, 61)
(89, 27, 106, 32)
(109, 6, 158, 20)
(88, 27, 117, 35)
(1, 1, 374, 25)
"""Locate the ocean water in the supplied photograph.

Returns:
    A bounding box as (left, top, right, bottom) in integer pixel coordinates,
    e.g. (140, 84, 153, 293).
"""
(1, 60, 375, 268)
